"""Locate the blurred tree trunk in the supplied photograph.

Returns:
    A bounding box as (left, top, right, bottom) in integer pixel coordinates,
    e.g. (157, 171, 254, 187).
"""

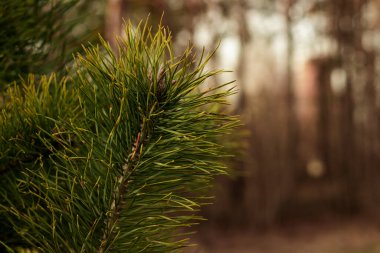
(316, 58, 333, 176)
(284, 0, 298, 200)
(363, 51, 378, 208)
(231, 0, 250, 224)
(105, 0, 125, 50)
(338, 0, 356, 212)
(327, 0, 365, 212)
(356, 0, 380, 210)
(235, 0, 250, 113)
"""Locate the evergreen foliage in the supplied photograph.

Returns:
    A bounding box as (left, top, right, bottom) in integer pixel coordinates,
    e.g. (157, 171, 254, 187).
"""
(0, 0, 81, 88)
(0, 20, 238, 252)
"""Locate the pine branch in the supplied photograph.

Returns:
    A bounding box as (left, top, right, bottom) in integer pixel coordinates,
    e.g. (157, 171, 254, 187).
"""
(0, 19, 239, 252)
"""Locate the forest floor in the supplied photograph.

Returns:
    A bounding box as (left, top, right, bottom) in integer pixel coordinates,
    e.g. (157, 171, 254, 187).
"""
(188, 215, 380, 253)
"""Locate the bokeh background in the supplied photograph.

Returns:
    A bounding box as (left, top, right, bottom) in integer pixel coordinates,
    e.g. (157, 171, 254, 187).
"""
(71, 0, 380, 252)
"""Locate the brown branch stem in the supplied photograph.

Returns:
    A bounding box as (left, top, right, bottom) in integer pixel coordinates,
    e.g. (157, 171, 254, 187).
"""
(98, 131, 143, 253)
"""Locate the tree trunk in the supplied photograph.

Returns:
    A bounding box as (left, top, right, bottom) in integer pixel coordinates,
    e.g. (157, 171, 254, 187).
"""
(105, 0, 125, 50)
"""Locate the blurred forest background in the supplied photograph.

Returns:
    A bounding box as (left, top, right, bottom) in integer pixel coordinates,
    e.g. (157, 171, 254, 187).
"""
(8, 0, 380, 252)
(83, 1, 380, 252)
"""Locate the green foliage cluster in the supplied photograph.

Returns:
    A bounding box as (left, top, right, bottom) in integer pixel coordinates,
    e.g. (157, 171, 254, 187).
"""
(0, 0, 80, 88)
(0, 19, 238, 252)
(0, 74, 78, 173)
